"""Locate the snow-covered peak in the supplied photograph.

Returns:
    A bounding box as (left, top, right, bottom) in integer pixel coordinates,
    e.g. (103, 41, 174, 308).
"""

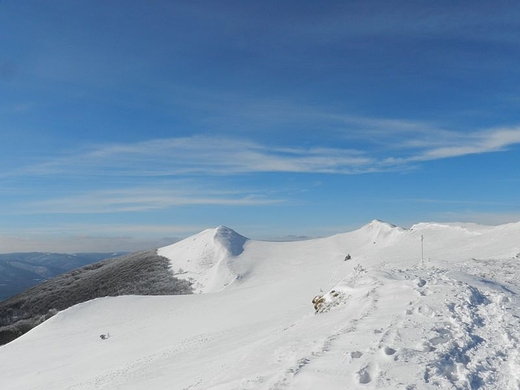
(366, 219, 400, 230)
(157, 226, 248, 293)
(356, 219, 405, 242)
(213, 225, 248, 256)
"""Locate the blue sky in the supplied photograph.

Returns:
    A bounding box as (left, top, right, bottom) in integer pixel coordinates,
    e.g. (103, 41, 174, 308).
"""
(1, 0, 520, 252)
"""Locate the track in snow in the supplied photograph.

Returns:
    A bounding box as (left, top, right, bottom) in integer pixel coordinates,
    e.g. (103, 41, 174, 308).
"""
(252, 262, 520, 390)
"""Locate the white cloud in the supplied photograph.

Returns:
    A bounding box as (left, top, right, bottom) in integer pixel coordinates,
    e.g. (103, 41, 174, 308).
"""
(412, 127, 520, 161)
(2, 135, 378, 177)
(3, 124, 520, 181)
(18, 187, 283, 214)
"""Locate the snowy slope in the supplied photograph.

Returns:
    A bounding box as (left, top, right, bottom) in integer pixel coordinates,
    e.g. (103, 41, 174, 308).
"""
(157, 225, 248, 293)
(1, 220, 520, 389)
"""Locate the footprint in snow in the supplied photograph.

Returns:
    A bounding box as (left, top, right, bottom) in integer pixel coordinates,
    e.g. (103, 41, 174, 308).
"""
(406, 305, 435, 317)
(382, 346, 397, 356)
(357, 366, 372, 384)
(417, 278, 427, 287)
(417, 305, 435, 317)
(351, 351, 363, 359)
(419, 289, 432, 296)
(429, 328, 452, 346)
(420, 341, 436, 352)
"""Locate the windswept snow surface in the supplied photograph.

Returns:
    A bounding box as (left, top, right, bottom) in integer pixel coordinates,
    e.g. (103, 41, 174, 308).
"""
(158, 225, 248, 293)
(2, 220, 520, 389)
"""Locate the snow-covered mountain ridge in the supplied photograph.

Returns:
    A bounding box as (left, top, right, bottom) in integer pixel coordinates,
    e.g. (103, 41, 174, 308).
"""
(2, 220, 520, 389)
(158, 225, 248, 293)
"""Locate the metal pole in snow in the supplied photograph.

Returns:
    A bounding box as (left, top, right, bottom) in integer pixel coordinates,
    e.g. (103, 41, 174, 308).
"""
(421, 235, 424, 263)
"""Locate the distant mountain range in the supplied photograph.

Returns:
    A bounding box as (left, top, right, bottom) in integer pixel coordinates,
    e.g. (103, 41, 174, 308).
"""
(0, 252, 126, 302)
(0, 250, 192, 345)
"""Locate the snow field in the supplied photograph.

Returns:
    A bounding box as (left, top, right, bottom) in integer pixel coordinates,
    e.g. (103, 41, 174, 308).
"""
(1, 220, 520, 389)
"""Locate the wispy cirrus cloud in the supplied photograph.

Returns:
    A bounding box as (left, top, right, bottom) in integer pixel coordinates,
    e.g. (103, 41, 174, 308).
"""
(372, 197, 511, 207)
(3, 136, 375, 177)
(3, 123, 520, 180)
(16, 187, 283, 214)
(412, 128, 520, 161)
(0, 222, 201, 238)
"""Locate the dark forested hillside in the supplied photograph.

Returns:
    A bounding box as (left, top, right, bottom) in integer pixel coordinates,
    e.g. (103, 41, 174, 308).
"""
(0, 251, 192, 345)
(0, 252, 126, 301)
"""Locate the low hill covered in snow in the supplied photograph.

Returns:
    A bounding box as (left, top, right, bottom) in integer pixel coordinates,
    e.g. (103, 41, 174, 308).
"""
(1, 220, 520, 389)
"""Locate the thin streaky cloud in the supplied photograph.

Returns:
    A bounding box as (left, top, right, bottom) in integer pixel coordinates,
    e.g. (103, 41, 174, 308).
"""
(0, 223, 203, 238)
(18, 188, 284, 214)
(412, 127, 520, 161)
(1, 136, 378, 177)
(3, 125, 520, 179)
(373, 197, 512, 207)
